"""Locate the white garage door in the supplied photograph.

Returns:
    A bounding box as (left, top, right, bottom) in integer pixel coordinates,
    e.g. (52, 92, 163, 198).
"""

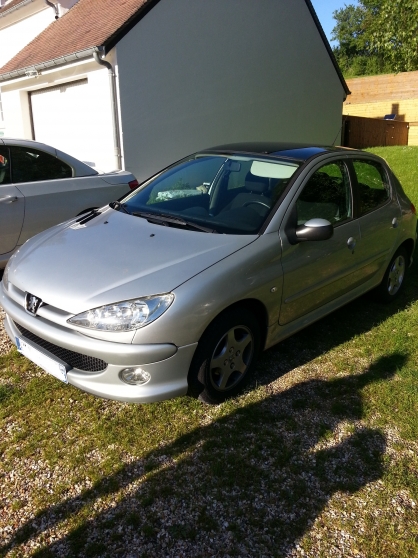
(30, 79, 97, 165)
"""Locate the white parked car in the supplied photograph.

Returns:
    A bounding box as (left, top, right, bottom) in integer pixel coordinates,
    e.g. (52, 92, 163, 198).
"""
(0, 138, 138, 268)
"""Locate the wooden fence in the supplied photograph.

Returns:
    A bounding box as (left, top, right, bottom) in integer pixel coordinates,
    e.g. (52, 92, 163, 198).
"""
(342, 115, 409, 148)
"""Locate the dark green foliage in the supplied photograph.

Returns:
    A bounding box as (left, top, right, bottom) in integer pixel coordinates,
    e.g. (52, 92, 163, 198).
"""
(331, 0, 418, 76)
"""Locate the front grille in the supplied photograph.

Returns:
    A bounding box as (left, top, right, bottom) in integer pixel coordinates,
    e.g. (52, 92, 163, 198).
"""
(14, 322, 108, 373)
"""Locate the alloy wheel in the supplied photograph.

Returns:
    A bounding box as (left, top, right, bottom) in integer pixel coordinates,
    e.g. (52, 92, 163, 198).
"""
(209, 325, 254, 391)
(387, 254, 405, 296)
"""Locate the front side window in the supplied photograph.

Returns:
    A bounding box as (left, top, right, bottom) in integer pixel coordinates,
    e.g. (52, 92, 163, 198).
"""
(0, 146, 10, 185)
(10, 146, 72, 183)
(121, 154, 300, 234)
(296, 161, 352, 225)
(352, 159, 390, 215)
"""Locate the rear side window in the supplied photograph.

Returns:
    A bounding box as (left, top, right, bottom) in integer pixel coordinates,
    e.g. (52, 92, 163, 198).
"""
(10, 146, 72, 183)
(352, 160, 390, 215)
(0, 146, 10, 185)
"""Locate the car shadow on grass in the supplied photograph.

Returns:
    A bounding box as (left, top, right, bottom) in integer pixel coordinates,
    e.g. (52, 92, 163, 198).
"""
(0, 353, 406, 557)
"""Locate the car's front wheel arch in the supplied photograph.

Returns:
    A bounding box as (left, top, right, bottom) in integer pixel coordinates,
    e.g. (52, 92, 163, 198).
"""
(199, 298, 269, 355)
(187, 299, 268, 404)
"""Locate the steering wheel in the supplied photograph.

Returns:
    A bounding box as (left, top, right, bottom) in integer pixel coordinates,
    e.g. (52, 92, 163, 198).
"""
(243, 200, 270, 209)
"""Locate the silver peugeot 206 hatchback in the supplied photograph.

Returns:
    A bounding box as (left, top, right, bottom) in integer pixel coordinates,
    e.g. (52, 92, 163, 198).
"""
(1, 143, 416, 404)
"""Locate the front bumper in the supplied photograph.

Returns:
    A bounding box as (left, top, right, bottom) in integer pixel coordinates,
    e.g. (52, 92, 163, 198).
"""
(1, 288, 196, 404)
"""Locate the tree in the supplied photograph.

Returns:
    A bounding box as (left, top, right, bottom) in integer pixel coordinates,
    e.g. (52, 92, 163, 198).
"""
(367, 0, 418, 72)
(331, 4, 367, 59)
(331, 2, 386, 76)
(331, 0, 418, 76)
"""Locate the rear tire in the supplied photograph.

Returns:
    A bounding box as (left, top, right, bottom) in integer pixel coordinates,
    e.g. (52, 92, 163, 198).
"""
(375, 247, 408, 302)
(188, 308, 260, 404)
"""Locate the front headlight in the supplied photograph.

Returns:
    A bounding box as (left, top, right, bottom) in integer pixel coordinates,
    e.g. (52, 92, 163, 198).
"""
(67, 294, 174, 331)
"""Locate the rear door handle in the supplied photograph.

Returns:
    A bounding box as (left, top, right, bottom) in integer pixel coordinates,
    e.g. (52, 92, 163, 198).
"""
(0, 196, 18, 203)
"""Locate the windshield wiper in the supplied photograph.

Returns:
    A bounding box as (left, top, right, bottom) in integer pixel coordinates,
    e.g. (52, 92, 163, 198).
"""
(109, 200, 130, 214)
(132, 211, 217, 233)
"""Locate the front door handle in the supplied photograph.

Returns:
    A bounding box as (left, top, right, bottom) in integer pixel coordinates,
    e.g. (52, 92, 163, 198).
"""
(0, 195, 18, 203)
(347, 237, 356, 252)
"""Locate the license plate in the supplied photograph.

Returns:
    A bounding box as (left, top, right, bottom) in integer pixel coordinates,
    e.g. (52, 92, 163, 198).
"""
(15, 336, 69, 384)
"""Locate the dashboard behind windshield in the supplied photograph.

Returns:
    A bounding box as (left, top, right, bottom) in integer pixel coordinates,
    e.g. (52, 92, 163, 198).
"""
(122, 154, 300, 234)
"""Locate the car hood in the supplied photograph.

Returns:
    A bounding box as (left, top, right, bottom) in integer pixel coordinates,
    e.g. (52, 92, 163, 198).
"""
(10, 207, 257, 314)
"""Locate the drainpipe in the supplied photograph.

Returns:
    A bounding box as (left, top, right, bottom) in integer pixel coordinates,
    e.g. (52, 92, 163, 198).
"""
(44, 0, 59, 19)
(93, 50, 122, 170)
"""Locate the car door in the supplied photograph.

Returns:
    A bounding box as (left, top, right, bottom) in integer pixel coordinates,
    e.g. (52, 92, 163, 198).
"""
(0, 146, 25, 255)
(9, 145, 112, 246)
(350, 157, 401, 281)
(279, 158, 363, 325)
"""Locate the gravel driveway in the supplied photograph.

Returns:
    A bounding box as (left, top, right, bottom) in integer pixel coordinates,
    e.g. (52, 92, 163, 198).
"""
(0, 307, 13, 355)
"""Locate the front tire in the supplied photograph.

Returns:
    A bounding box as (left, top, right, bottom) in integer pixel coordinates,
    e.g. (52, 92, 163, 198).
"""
(188, 308, 261, 404)
(375, 247, 408, 302)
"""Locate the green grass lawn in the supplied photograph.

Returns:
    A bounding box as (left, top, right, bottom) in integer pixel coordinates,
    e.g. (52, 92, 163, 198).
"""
(0, 146, 417, 557)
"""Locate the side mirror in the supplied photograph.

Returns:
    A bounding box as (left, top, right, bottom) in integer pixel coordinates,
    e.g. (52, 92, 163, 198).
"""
(295, 218, 333, 242)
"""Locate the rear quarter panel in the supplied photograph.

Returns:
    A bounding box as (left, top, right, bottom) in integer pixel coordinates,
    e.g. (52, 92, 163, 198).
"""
(15, 176, 131, 245)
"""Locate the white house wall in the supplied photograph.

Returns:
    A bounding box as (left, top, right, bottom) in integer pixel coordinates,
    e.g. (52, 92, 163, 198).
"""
(0, 60, 117, 171)
(0, 87, 32, 137)
(116, 0, 346, 182)
(0, 5, 54, 69)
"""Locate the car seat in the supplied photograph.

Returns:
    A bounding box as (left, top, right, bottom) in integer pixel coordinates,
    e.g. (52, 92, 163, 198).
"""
(224, 172, 271, 215)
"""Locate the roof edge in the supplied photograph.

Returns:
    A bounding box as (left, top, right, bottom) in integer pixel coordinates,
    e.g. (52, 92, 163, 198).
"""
(0, 0, 35, 18)
(0, 46, 98, 82)
(102, 0, 161, 53)
(304, 0, 350, 98)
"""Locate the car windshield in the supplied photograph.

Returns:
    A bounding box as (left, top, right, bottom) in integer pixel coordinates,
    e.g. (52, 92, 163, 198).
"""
(120, 154, 300, 234)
